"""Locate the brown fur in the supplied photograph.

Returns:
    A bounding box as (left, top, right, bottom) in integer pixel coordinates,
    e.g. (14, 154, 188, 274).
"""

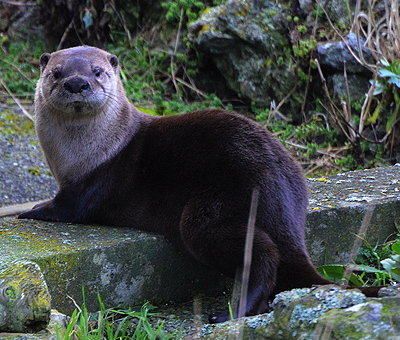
(19, 46, 381, 323)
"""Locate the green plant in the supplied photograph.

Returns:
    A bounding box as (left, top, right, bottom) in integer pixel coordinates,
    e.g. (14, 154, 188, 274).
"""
(293, 119, 337, 146)
(161, 0, 206, 25)
(61, 291, 181, 340)
(369, 60, 400, 132)
(356, 240, 393, 269)
(308, 0, 400, 169)
(227, 301, 235, 321)
(318, 238, 400, 287)
(334, 153, 357, 172)
(317, 264, 392, 287)
(108, 42, 169, 104)
(313, 3, 324, 18)
(5, 0, 400, 176)
(297, 25, 307, 34)
(0, 109, 34, 135)
(0, 42, 43, 102)
(381, 241, 400, 282)
(292, 37, 317, 58)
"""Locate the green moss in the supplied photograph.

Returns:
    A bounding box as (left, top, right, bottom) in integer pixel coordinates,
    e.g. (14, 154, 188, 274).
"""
(28, 168, 41, 176)
(4, 285, 17, 299)
(161, 0, 209, 25)
(0, 109, 34, 136)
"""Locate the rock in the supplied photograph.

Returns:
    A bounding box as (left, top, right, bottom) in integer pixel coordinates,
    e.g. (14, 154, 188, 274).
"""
(306, 166, 400, 267)
(328, 73, 370, 102)
(315, 296, 400, 339)
(0, 310, 72, 340)
(189, 2, 379, 122)
(317, 33, 374, 74)
(378, 284, 400, 297)
(45, 310, 74, 340)
(0, 219, 232, 315)
(195, 285, 400, 339)
(0, 261, 51, 333)
(189, 0, 299, 118)
(271, 285, 366, 339)
(197, 313, 274, 340)
(298, 0, 313, 13)
(317, 0, 353, 26)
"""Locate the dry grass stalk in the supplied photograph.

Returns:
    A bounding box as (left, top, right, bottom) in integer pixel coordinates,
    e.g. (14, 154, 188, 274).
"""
(314, 0, 400, 166)
(340, 203, 376, 289)
(353, 0, 400, 66)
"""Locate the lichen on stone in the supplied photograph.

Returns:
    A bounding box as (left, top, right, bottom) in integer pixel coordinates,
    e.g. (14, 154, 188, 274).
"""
(189, 0, 298, 115)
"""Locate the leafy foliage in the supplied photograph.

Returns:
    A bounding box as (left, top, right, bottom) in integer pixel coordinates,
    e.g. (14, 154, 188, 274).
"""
(381, 241, 400, 282)
(0, 41, 43, 101)
(3, 0, 400, 175)
(162, 0, 206, 24)
(60, 292, 181, 340)
(317, 264, 392, 287)
(370, 60, 400, 132)
(319, 236, 400, 287)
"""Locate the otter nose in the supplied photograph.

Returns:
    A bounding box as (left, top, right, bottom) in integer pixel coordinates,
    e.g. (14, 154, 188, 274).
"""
(64, 77, 90, 94)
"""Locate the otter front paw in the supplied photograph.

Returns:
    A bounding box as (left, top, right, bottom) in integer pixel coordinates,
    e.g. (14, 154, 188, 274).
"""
(18, 200, 59, 222)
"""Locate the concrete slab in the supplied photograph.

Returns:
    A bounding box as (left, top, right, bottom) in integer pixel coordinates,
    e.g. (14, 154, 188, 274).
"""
(1, 166, 399, 314)
(306, 165, 400, 266)
(0, 219, 231, 314)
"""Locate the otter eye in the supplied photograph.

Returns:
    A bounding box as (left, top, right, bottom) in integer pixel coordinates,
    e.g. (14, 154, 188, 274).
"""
(53, 69, 62, 79)
(93, 67, 103, 77)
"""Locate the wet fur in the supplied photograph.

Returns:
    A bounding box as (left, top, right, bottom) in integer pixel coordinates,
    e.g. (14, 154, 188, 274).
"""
(19, 46, 381, 323)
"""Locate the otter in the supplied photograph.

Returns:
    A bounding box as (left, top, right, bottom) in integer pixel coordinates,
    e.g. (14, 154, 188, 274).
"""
(19, 46, 380, 323)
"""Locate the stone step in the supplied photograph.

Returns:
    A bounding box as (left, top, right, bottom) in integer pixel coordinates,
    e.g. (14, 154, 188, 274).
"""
(306, 165, 400, 266)
(1, 165, 399, 314)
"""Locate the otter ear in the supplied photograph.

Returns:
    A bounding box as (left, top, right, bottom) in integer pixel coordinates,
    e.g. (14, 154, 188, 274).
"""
(108, 54, 119, 69)
(39, 53, 51, 71)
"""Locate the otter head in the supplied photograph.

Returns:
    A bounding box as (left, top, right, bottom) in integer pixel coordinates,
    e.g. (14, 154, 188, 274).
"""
(36, 46, 123, 118)
(33, 46, 140, 186)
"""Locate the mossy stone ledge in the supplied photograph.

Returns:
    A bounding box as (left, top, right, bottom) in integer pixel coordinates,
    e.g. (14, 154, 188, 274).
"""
(0, 166, 399, 316)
